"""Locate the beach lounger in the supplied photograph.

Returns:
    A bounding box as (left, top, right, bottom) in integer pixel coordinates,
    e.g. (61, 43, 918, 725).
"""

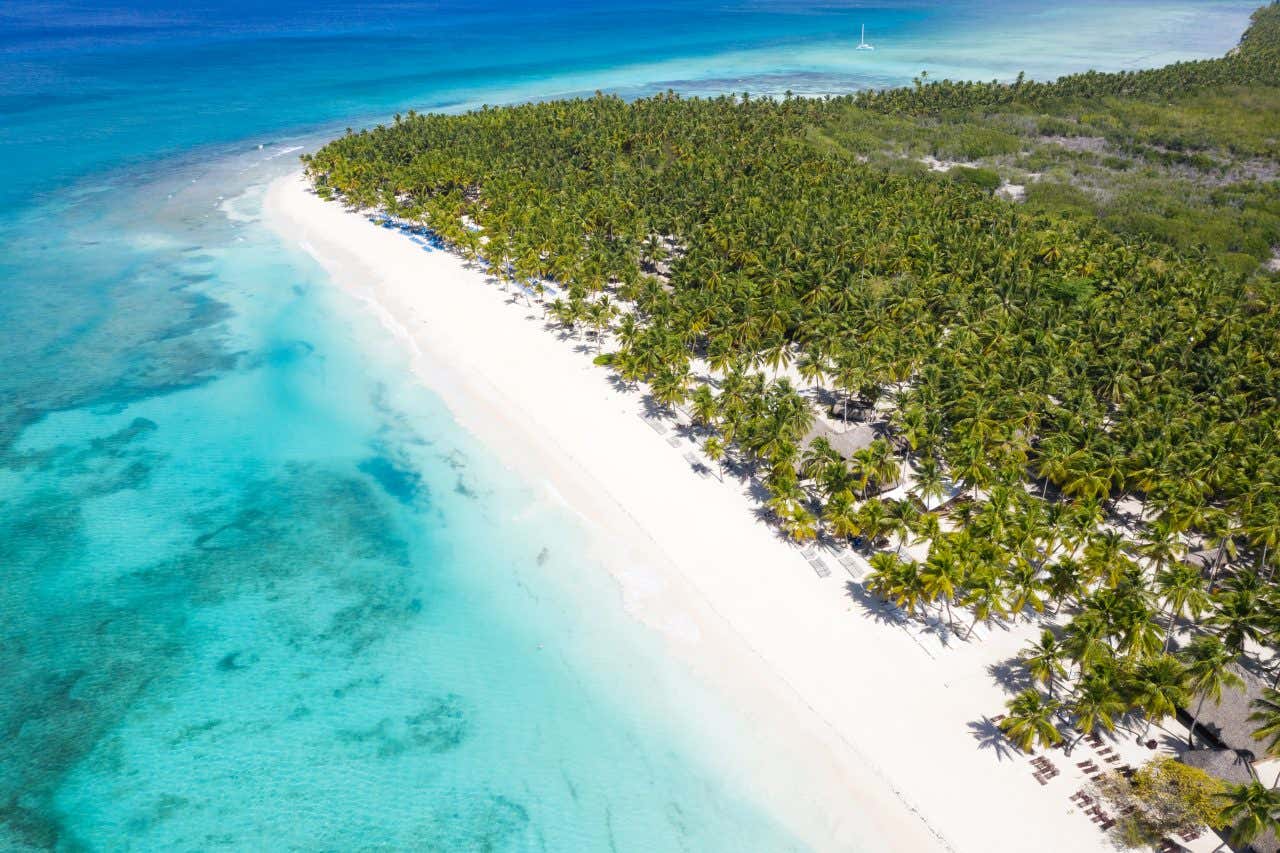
(641, 415, 667, 435)
(666, 434, 682, 448)
(683, 451, 710, 477)
(806, 557, 831, 578)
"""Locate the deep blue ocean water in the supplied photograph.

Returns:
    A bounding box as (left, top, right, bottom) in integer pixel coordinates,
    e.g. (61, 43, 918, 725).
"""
(0, 1, 1259, 849)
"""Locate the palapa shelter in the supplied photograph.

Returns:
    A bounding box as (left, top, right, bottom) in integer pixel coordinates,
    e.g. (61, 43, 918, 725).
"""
(1186, 667, 1271, 763)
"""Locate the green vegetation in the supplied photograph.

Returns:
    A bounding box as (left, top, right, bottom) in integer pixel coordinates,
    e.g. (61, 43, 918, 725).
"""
(819, 81, 1280, 270)
(1218, 780, 1280, 847)
(305, 7, 1280, 843)
(1095, 757, 1226, 848)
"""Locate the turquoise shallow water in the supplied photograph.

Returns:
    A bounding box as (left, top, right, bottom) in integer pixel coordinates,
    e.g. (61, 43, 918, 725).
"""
(0, 1, 1261, 849)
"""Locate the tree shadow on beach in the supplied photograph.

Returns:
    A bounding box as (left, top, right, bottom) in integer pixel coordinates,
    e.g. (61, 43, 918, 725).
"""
(639, 395, 673, 421)
(968, 717, 1016, 762)
(842, 581, 912, 629)
(987, 656, 1033, 696)
(746, 478, 772, 505)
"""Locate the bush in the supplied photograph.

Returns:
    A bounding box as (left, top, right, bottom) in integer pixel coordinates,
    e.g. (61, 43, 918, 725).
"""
(1023, 181, 1097, 219)
(1094, 757, 1226, 848)
(949, 166, 1002, 192)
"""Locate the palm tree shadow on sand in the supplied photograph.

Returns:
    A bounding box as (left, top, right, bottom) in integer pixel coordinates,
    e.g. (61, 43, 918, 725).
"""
(987, 656, 1035, 696)
(968, 717, 1017, 762)
(842, 581, 912, 628)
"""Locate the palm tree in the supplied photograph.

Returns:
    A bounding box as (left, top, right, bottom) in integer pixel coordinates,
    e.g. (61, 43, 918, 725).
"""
(1182, 635, 1242, 748)
(703, 435, 726, 481)
(1021, 629, 1067, 698)
(1211, 588, 1265, 654)
(887, 499, 920, 556)
(1155, 561, 1210, 650)
(999, 689, 1062, 752)
(921, 547, 966, 632)
(855, 498, 892, 546)
(1249, 688, 1280, 774)
(959, 565, 1006, 640)
(823, 490, 860, 544)
(783, 505, 819, 542)
(910, 455, 947, 510)
(801, 437, 841, 483)
(689, 384, 718, 429)
(867, 552, 925, 616)
(1066, 669, 1126, 753)
(1129, 654, 1190, 740)
(1218, 782, 1280, 849)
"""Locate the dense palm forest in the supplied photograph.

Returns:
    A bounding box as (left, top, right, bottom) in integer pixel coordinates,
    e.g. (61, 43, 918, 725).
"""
(307, 5, 1280, 845)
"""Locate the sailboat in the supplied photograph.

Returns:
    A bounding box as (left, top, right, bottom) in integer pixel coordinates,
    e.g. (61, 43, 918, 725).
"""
(855, 24, 875, 51)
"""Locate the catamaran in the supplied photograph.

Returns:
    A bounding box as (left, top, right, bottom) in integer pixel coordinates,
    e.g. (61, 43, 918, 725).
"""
(856, 24, 875, 50)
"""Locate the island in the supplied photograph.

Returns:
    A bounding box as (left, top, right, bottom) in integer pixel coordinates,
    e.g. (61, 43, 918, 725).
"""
(276, 5, 1280, 850)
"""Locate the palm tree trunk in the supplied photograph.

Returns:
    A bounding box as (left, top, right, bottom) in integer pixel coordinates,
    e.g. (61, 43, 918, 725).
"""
(1189, 693, 1206, 748)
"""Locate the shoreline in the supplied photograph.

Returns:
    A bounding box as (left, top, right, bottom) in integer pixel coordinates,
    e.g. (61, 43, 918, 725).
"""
(264, 170, 1120, 852)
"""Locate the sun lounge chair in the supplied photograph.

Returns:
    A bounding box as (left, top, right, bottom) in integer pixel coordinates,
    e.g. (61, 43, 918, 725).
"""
(806, 557, 831, 578)
(641, 415, 667, 434)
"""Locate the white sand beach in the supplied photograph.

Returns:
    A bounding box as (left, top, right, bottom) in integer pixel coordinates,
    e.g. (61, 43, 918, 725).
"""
(264, 171, 1146, 853)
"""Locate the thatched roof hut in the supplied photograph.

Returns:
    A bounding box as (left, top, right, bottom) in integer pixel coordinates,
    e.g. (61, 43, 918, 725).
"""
(1179, 748, 1255, 786)
(1178, 749, 1278, 853)
(800, 420, 876, 461)
(1188, 667, 1270, 760)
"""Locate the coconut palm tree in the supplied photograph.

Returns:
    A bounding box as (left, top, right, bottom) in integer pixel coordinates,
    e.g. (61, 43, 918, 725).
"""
(999, 689, 1062, 752)
(921, 547, 965, 632)
(823, 490, 859, 544)
(1021, 629, 1068, 698)
(1155, 561, 1210, 650)
(1218, 782, 1280, 849)
(887, 499, 921, 556)
(1182, 635, 1243, 748)
(1211, 588, 1265, 654)
(959, 564, 1007, 640)
(910, 458, 948, 515)
(689, 384, 718, 429)
(1249, 688, 1280, 773)
(1066, 668, 1126, 753)
(703, 435, 726, 481)
(1129, 654, 1190, 740)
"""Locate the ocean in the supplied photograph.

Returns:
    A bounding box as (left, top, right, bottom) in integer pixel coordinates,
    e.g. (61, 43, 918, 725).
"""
(0, 1, 1258, 849)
